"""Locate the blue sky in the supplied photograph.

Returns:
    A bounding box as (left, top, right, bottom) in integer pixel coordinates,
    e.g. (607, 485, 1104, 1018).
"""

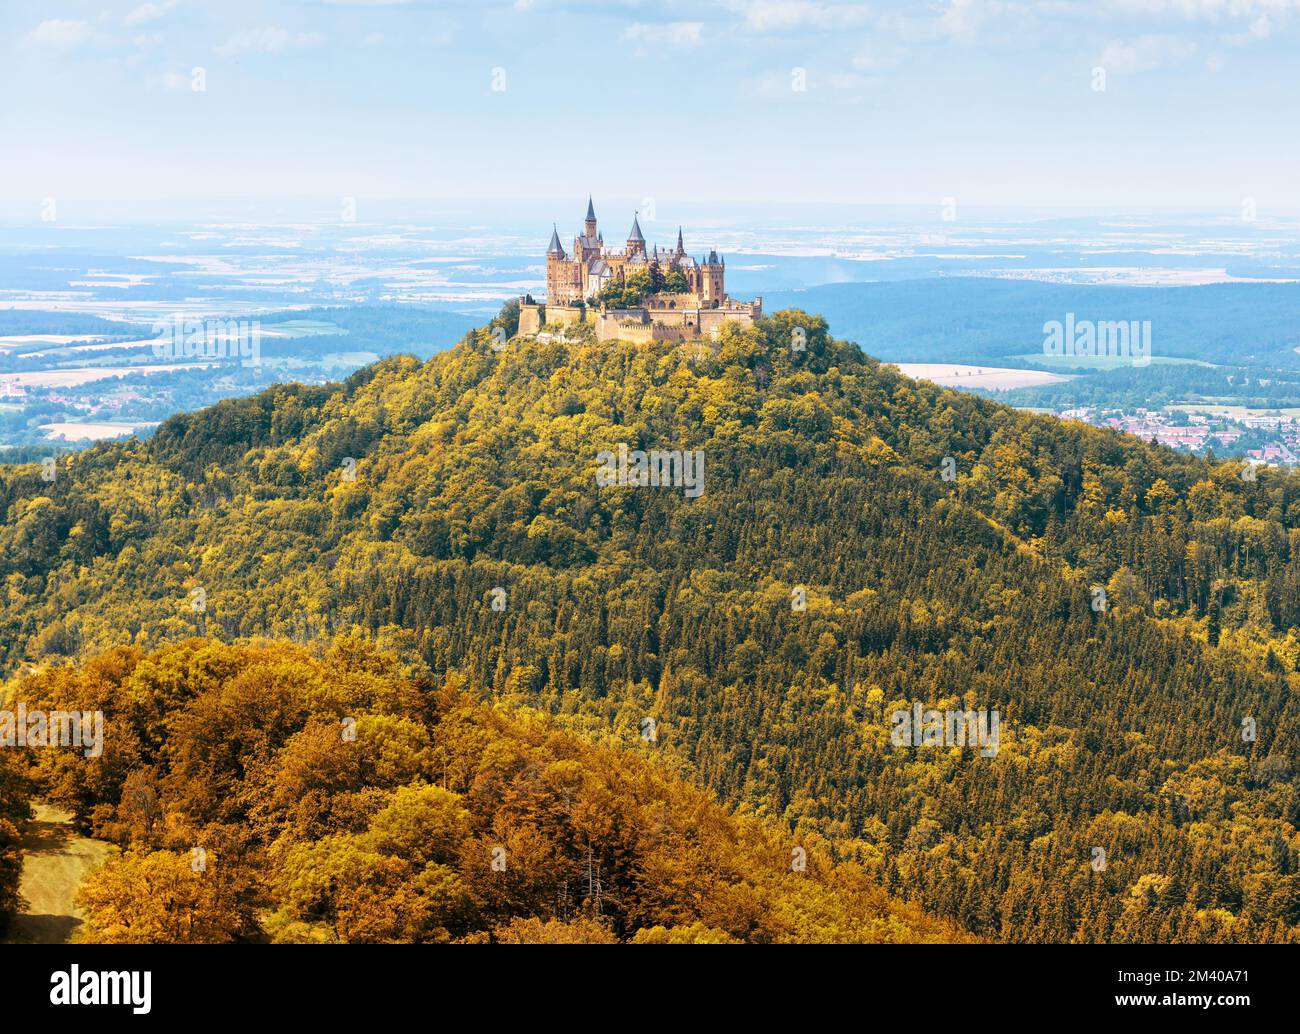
(3, 1, 1300, 211)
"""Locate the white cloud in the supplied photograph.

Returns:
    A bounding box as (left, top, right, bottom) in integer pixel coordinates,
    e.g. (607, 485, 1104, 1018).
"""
(825, 70, 876, 94)
(215, 28, 324, 58)
(126, 1, 178, 27)
(935, 0, 1017, 39)
(720, 1, 873, 33)
(1099, 33, 1198, 71)
(622, 21, 704, 47)
(1103, 0, 1300, 20)
(868, 0, 1036, 50)
(1226, 12, 1274, 40)
(149, 70, 193, 92)
(851, 41, 906, 70)
(25, 19, 93, 50)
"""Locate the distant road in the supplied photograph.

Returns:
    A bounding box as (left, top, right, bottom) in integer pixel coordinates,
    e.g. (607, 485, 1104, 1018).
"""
(8, 803, 113, 944)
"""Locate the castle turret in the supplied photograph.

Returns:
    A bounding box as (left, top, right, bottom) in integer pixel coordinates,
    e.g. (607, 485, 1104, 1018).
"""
(675, 226, 685, 256)
(546, 224, 575, 303)
(584, 195, 597, 241)
(547, 225, 565, 257)
(701, 248, 724, 304)
(626, 214, 646, 258)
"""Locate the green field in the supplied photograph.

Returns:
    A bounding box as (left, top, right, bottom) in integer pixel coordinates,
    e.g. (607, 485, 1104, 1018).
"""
(1167, 402, 1300, 417)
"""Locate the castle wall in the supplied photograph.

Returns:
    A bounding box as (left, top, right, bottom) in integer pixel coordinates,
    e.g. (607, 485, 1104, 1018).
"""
(595, 317, 693, 344)
(518, 303, 542, 337)
(546, 305, 587, 327)
(591, 303, 758, 343)
(644, 291, 704, 311)
(600, 321, 654, 344)
(697, 307, 758, 339)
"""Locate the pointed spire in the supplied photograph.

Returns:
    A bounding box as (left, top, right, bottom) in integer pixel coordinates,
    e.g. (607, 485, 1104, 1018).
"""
(628, 213, 644, 243)
(586, 195, 596, 221)
(547, 224, 564, 256)
(676, 226, 684, 254)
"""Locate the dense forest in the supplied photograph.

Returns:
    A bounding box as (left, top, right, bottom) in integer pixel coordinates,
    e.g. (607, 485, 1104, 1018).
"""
(0, 309, 152, 339)
(1, 307, 1299, 942)
(0, 637, 972, 943)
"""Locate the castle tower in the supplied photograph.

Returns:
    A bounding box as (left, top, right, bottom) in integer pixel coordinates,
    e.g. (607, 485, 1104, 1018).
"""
(626, 214, 646, 259)
(701, 249, 724, 304)
(675, 226, 685, 257)
(546, 224, 571, 303)
(584, 196, 598, 241)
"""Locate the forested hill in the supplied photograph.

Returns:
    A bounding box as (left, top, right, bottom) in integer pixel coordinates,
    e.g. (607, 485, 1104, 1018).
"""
(2, 309, 1299, 943)
(3, 637, 974, 943)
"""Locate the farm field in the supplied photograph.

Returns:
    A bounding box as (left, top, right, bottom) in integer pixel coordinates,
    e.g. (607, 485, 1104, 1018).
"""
(892, 362, 1071, 390)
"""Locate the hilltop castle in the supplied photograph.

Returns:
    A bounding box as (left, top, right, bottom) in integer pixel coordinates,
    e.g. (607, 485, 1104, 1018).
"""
(518, 197, 761, 343)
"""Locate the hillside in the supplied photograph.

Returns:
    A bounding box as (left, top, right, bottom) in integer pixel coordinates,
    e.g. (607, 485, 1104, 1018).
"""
(1, 637, 973, 944)
(1, 309, 1299, 942)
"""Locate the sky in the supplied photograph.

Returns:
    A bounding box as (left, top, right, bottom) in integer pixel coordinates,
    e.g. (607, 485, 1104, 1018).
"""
(2, 1, 1300, 213)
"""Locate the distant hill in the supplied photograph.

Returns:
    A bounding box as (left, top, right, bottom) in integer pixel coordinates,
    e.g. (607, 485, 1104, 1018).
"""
(0, 309, 153, 339)
(765, 278, 1300, 368)
(1, 309, 1298, 942)
(258, 305, 480, 360)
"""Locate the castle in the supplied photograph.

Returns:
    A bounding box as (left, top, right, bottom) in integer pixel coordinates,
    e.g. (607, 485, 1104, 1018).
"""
(517, 197, 761, 343)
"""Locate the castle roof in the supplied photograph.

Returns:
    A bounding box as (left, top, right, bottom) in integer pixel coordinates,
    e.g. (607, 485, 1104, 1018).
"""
(676, 226, 684, 254)
(627, 214, 644, 243)
(547, 225, 565, 256)
(586, 196, 596, 221)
